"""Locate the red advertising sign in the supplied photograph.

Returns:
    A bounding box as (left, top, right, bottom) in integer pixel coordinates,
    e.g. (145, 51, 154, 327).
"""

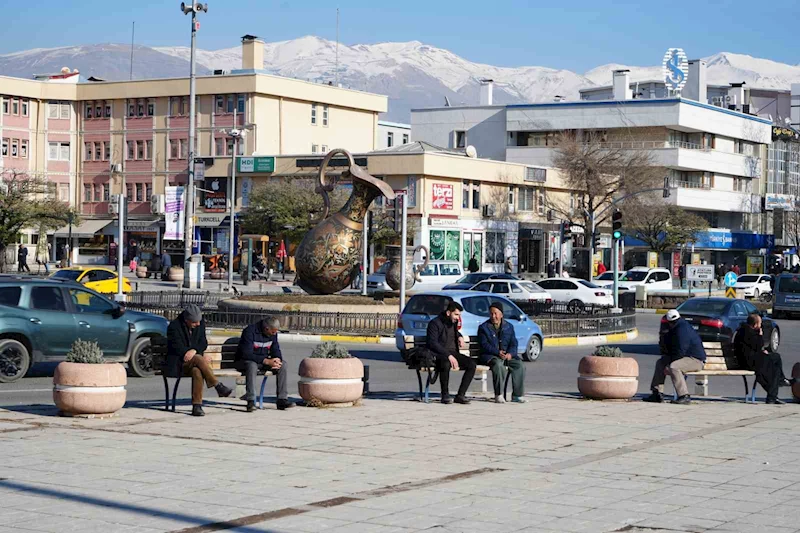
(671, 251, 681, 277)
(432, 183, 453, 210)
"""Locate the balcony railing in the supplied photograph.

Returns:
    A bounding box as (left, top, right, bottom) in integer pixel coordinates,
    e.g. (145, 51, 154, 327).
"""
(595, 140, 708, 151)
(672, 180, 711, 190)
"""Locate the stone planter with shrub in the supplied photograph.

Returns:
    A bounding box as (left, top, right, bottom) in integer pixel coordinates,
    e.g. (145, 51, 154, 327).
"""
(298, 342, 364, 407)
(53, 340, 127, 417)
(577, 345, 639, 400)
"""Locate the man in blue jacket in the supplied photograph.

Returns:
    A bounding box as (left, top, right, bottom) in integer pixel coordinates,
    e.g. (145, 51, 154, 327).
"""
(478, 303, 526, 403)
(235, 317, 293, 412)
(644, 309, 706, 405)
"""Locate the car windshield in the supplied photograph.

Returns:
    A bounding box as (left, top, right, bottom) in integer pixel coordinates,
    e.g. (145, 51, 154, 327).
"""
(51, 270, 82, 281)
(457, 273, 491, 284)
(376, 263, 390, 275)
(403, 294, 452, 315)
(520, 282, 545, 292)
(777, 276, 800, 294)
(596, 272, 616, 280)
(578, 280, 601, 289)
(678, 299, 730, 315)
(737, 275, 759, 283)
(622, 271, 647, 281)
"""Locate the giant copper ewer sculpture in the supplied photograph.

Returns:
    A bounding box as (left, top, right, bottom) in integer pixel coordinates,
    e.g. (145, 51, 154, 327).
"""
(295, 149, 396, 295)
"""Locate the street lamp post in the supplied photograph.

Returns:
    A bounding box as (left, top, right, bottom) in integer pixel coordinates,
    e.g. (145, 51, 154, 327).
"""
(180, 2, 207, 288)
(66, 211, 74, 267)
(221, 108, 252, 292)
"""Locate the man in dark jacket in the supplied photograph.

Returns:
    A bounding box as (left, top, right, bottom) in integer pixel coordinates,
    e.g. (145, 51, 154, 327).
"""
(166, 304, 232, 416)
(17, 246, 30, 273)
(235, 317, 293, 412)
(734, 314, 795, 404)
(426, 301, 475, 404)
(478, 303, 526, 403)
(644, 309, 706, 405)
(468, 255, 479, 273)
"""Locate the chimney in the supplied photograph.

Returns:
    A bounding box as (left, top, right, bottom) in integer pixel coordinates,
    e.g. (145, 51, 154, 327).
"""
(684, 60, 707, 102)
(241, 34, 264, 70)
(479, 79, 494, 106)
(728, 83, 746, 110)
(613, 70, 632, 100)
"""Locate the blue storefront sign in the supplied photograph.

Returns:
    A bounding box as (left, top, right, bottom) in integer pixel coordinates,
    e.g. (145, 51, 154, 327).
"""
(625, 230, 774, 250)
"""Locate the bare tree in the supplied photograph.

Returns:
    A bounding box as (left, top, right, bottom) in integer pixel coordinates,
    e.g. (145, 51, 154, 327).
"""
(621, 198, 709, 259)
(548, 132, 664, 231)
(782, 209, 800, 265)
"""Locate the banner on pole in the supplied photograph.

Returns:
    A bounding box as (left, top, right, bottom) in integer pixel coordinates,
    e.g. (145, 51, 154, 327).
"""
(165, 186, 185, 241)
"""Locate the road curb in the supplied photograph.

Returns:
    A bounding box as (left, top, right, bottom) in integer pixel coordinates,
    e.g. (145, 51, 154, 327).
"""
(543, 328, 638, 347)
(636, 308, 669, 314)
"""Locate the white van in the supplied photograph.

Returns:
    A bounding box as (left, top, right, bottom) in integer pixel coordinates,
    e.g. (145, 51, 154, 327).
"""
(412, 262, 463, 292)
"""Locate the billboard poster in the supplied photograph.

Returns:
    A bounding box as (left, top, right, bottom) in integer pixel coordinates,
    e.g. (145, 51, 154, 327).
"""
(431, 183, 453, 210)
(165, 186, 185, 241)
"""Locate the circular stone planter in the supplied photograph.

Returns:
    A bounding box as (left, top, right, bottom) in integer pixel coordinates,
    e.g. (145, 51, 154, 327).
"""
(577, 356, 639, 400)
(209, 268, 226, 280)
(53, 362, 127, 417)
(298, 358, 364, 406)
(136, 266, 149, 278)
(167, 266, 184, 282)
(792, 363, 800, 402)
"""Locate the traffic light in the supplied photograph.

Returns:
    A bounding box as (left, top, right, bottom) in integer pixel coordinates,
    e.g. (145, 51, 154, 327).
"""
(562, 221, 572, 241)
(612, 211, 623, 240)
(592, 232, 601, 249)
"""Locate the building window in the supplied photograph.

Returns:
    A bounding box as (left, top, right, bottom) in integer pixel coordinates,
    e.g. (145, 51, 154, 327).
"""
(321, 145, 328, 153)
(1, 138, 6, 157)
(20, 140, 27, 159)
(137, 99, 145, 117)
(125, 183, 132, 201)
(84, 142, 92, 161)
(84, 184, 92, 203)
(105, 102, 111, 118)
(226, 95, 235, 113)
(237, 139, 245, 155)
(21, 99, 28, 117)
(93, 184, 101, 203)
(11, 98, 19, 115)
(215, 95, 224, 114)
(472, 182, 480, 209)
(10, 139, 18, 158)
(455, 130, 466, 149)
(147, 99, 154, 116)
(322, 104, 329, 126)
(103, 184, 110, 202)
(48, 142, 70, 161)
(525, 167, 547, 183)
(226, 138, 234, 156)
(128, 100, 136, 117)
(518, 187, 535, 211)
(311, 103, 317, 125)
(1, 97, 7, 114)
(508, 187, 514, 211)
(311, 144, 319, 154)
(733, 177, 751, 193)
(58, 184, 70, 202)
(170, 139, 179, 159)
(462, 180, 470, 209)
(126, 141, 135, 160)
(135, 183, 144, 202)
(135, 140, 144, 159)
(85, 102, 93, 119)
(536, 187, 545, 216)
(145, 140, 152, 160)
(180, 139, 188, 159)
(237, 94, 245, 114)
(145, 183, 152, 201)
(95, 103, 102, 119)
(103, 142, 110, 161)
(48, 101, 69, 119)
(387, 132, 394, 148)
(485, 232, 505, 264)
(402, 133, 409, 144)
(94, 143, 101, 161)
(215, 138, 225, 157)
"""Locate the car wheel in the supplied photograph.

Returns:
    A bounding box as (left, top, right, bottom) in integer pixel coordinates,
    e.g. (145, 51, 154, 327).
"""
(128, 337, 156, 378)
(0, 339, 31, 384)
(770, 328, 780, 352)
(524, 335, 542, 362)
(567, 299, 585, 314)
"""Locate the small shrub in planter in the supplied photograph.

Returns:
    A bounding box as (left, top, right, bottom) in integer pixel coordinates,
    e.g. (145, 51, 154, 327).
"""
(299, 342, 363, 406)
(591, 345, 624, 358)
(54, 339, 127, 417)
(578, 345, 639, 400)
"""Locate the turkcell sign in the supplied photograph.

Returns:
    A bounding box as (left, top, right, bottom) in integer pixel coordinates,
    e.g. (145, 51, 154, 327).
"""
(686, 265, 714, 282)
(237, 156, 275, 173)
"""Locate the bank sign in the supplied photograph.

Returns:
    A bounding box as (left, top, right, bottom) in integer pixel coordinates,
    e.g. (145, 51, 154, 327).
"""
(662, 48, 689, 94)
(237, 156, 275, 173)
(764, 194, 795, 211)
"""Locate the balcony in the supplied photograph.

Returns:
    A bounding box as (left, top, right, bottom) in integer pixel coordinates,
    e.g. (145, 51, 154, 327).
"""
(665, 186, 758, 213)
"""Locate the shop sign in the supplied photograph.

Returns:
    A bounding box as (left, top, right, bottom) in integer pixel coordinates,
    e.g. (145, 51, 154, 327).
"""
(648, 251, 658, 269)
(747, 255, 765, 274)
(672, 251, 681, 277)
(431, 183, 453, 210)
(164, 186, 184, 241)
(203, 178, 226, 213)
(764, 193, 795, 211)
(194, 213, 226, 227)
(429, 217, 460, 228)
(237, 156, 275, 173)
(519, 228, 543, 239)
(686, 265, 714, 282)
(772, 126, 800, 142)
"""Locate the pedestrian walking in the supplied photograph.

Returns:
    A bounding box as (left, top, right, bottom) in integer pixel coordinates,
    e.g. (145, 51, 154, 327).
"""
(504, 257, 513, 274)
(17, 245, 30, 273)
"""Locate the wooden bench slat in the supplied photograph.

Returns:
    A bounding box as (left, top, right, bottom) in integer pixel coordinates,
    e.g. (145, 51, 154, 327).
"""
(687, 370, 754, 376)
(705, 349, 724, 356)
(702, 342, 723, 348)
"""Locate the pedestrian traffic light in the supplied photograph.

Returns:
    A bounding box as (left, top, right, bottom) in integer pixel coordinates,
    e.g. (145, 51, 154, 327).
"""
(562, 221, 572, 241)
(612, 211, 623, 240)
(592, 232, 601, 249)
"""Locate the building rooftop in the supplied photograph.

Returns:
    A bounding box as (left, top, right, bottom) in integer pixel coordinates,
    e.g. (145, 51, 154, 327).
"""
(371, 141, 463, 155)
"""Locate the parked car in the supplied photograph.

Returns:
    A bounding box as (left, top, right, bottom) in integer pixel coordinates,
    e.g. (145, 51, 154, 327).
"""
(535, 278, 613, 312)
(51, 267, 132, 294)
(0, 278, 168, 383)
(593, 271, 624, 284)
(600, 267, 672, 292)
(395, 291, 544, 361)
(470, 279, 553, 313)
(443, 272, 518, 290)
(659, 297, 779, 353)
(413, 262, 464, 292)
(772, 273, 800, 318)
(733, 274, 772, 299)
(366, 262, 393, 293)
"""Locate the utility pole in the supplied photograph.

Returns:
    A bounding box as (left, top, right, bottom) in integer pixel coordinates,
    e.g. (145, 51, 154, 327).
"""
(361, 210, 368, 297)
(181, 2, 207, 287)
(227, 104, 238, 293)
(399, 192, 407, 311)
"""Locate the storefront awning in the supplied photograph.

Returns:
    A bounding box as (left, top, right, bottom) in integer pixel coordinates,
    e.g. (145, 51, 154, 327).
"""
(54, 219, 112, 238)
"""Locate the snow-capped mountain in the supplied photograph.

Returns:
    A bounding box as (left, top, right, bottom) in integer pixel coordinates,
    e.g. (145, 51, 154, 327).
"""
(2, 37, 800, 121)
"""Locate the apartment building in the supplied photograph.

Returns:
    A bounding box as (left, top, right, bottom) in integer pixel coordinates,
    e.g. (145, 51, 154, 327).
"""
(377, 121, 411, 149)
(0, 35, 387, 265)
(239, 142, 570, 276)
(411, 70, 775, 269)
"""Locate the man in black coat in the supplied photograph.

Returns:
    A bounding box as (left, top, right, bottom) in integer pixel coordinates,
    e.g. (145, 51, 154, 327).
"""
(235, 317, 293, 412)
(426, 301, 475, 404)
(166, 304, 232, 416)
(734, 313, 795, 404)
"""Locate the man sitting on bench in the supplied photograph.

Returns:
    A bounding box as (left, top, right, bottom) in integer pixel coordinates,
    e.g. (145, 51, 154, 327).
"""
(166, 304, 232, 417)
(426, 301, 475, 405)
(478, 303, 527, 404)
(644, 309, 706, 405)
(235, 317, 294, 412)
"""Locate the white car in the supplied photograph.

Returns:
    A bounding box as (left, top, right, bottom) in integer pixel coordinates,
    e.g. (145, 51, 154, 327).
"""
(471, 279, 553, 305)
(601, 267, 672, 292)
(734, 274, 773, 299)
(593, 271, 624, 284)
(535, 278, 613, 311)
(366, 262, 392, 293)
(414, 262, 464, 292)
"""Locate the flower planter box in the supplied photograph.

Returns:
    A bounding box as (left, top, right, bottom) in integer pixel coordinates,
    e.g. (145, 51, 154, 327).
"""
(577, 355, 639, 400)
(298, 357, 364, 406)
(53, 362, 127, 417)
(136, 266, 149, 278)
(167, 266, 184, 282)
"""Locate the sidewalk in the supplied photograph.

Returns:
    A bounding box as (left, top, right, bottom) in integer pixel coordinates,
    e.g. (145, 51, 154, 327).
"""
(1, 396, 799, 532)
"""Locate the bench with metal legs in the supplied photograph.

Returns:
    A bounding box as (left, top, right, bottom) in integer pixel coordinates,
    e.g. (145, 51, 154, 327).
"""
(415, 365, 502, 403)
(671, 374, 756, 403)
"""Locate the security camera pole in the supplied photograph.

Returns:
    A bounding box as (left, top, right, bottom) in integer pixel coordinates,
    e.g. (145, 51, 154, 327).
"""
(181, 1, 207, 287)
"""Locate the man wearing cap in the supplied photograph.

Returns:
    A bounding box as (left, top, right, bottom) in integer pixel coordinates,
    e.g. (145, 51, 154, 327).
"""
(644, 309, 706, 405)
(235, 316, 294, 412)
(166, 304, 233, 416)
(478, 303, 526, 403)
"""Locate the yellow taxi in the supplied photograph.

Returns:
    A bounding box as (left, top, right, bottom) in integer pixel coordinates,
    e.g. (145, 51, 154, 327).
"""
(51, 267, 132, 294)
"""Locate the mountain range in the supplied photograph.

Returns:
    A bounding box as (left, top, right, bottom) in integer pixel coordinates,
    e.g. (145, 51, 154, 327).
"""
(2, 37, 800, 121)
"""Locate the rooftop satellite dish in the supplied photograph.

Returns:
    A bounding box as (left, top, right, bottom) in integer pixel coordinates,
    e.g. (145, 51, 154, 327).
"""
(465, 145, 477, 158)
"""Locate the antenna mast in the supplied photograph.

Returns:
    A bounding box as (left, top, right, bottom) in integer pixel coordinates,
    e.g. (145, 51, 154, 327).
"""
(129, 21, 135, 80)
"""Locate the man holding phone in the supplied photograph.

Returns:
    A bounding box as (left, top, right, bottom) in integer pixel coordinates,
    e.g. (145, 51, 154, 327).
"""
(426, 301, 475, 404)
(235, 317, 294, 412)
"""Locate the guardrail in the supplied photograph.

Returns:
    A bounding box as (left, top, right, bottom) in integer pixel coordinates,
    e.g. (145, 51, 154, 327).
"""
(126, 291, 229, 309)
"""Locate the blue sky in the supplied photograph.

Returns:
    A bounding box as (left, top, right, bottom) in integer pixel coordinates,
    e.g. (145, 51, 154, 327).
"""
(3, 0, 799, 72)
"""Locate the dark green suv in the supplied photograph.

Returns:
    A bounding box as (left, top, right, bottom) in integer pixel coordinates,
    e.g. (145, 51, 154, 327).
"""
(0, 278, 168, 383)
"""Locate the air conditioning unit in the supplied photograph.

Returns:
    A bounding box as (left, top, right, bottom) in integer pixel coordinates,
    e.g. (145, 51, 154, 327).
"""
(482, 205, 495, 218)
(711, 96, 725, 107)
(108, 195, 119, 215)
(150, 194, 165, 215)
(110, 163, 122, 173)
(213, 69, 230, 76)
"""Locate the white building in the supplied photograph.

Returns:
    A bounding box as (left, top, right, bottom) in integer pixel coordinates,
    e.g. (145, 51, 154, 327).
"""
(377, 121, 411, 149)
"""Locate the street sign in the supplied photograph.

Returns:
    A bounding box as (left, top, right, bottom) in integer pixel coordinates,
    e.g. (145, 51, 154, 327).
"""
(726, 287, 737, 298)
(724, 271, 738, 288)
(237, 156, 275, 173)
(686, 265, 714, 282)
